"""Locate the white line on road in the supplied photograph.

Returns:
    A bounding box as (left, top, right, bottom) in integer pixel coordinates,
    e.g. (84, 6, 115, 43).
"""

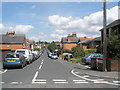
(39, 65, 42, 70)
(71, 70, 120, 86)
(41, 61, 43, 65)
(94, 81, 109, 83)
(0, 69, 8, 74)
(53, 79, 67, 82)
(113, 81, 120, 83)
(32, 82, 46, 84)
(75, 82, 89, 84)
(3, 69, 8, 73)
(32, 71, 39, 83)
(10, 82, 19, 84)
(35, 79, 47, 82)
(0, 82, 5, 84)
(54, 82, 68, 84)
(73, 80, 86, 82)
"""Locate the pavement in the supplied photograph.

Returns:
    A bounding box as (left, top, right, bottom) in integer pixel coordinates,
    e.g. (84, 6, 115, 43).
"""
(59, 58, 119, 80)
(77, 64, 119, 80)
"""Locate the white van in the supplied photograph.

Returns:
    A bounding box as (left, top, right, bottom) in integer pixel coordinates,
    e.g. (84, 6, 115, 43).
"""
(15, 49, 33, 64)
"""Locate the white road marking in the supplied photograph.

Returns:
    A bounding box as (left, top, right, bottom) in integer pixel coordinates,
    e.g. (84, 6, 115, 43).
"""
(113, 81, 120, 83)
(41, 61, 43, 65)
(71, 70, 120, 86)
(94, 81, 109, 83)
(54, 82, 68, 84)
(10, 82, 19, 84)
(75, 82, 89, 84)
(32, 82, 46, 84)
(0, 69, 8, 74)
(32, 71, 39, 83)
(73, 80, 86, 82)
(83, 75, 89, 77)
(53, 79, 67, 82)
(0, 82, 5, 84)
(35, 79, 47, 82)
(39, 65, 42, 70)
(3, 69, 8, 73)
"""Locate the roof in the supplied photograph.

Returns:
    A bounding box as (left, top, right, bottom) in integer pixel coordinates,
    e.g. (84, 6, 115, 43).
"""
(78, 37, 101, 44)
(61, 37, 79, 43)
(0, 34, 25, 44)
(100, 19, 120, 31)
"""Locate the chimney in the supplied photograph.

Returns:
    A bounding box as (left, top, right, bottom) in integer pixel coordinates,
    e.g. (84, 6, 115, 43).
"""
(6, 31, 15, 36)
(72, 32, 77, 37)
(67, 34, 72, 41)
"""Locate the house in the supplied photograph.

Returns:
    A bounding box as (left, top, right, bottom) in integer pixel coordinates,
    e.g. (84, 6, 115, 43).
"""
(78, 37, 101, 49)
(0, 31, 26, 51)
(100, 19, 120, 43)
(61, 32, 79, 50)
(100, 19, 120, 71)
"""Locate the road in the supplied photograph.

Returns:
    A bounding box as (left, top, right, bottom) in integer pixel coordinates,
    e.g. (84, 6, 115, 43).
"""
(1, 50, 119, 88)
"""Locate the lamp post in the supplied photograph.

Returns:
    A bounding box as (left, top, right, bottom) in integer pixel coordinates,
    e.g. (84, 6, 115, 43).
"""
(103, 0, 107, 71)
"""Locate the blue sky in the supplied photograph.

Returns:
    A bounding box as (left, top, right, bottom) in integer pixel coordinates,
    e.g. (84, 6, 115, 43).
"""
(1, 2, 119, 42)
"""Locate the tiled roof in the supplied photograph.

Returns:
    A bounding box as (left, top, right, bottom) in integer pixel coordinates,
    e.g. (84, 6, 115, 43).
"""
(0, 34, 25, 44)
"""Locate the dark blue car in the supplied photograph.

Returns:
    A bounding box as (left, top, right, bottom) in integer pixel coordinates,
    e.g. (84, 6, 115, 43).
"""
(3, 53, 27, 69)
(82, 53, 103, 64)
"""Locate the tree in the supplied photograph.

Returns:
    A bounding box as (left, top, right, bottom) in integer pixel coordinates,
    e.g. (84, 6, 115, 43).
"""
(107, 35, 120, 59)
(48, 42, 57, 52)
(71, 46, 84, 58)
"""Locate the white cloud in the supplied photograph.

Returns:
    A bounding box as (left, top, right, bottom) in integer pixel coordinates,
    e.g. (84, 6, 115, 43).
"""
(0, 24, 5, 31)
(13, 25, 34, 34)
(48, 6, 118, 40)
(29, 32, 48, 41)
(0, 24, 34, 34)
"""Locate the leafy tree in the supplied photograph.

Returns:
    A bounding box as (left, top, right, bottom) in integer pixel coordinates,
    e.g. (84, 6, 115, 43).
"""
(48, 42, 57, 52)
(107, 35, 120, 59)
(71, 46, 84, 58)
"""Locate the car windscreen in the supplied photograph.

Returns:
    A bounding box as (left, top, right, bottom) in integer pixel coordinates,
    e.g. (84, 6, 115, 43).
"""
(16, 51, 25, 54)
(51, 54, 57, 56)
(6, 54, 19, 58)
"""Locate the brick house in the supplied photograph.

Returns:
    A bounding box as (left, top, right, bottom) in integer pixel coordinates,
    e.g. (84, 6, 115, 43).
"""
(0, 32, 26, 51)
(78, 37, 101, 49)
(100, 19, 120, 71)
(61, 32, 80, 50)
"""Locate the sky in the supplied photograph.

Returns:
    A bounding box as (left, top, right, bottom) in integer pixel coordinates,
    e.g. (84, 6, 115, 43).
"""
(0, 1, 119, 42)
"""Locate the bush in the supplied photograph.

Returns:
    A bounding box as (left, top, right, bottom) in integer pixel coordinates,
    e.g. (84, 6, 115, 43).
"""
(84, 49, 97, 56)
(34, 48, 41, 51)
(71, 46, 84, 58)
(107, 35, 120, 59)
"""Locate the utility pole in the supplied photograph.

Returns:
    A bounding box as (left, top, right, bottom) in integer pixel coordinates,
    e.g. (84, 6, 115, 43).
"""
(103, 0, 107, 71)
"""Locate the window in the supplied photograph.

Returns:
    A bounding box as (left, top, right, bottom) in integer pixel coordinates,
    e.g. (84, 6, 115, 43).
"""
(6, 54, 19, 58)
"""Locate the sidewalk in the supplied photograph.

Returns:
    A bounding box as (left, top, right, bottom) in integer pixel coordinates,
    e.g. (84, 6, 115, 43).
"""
(77, 64, 119, 80)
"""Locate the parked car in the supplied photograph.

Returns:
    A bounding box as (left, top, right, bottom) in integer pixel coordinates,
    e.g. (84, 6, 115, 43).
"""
(3, 53, 27, 69)
(32, 51, 39, 60)
(50, 53, 58, 59)
(82, 53, 103, 64)
(15, 49, 33, 64)
(64, 54, 74, 60)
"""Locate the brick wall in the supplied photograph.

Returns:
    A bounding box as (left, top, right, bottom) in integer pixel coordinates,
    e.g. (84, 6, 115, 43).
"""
(0, 44, 23, 51)
(107, 59, 120, 71)
(63, 43, 77, 50)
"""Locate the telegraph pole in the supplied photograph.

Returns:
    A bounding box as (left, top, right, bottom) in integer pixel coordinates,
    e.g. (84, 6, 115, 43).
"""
(103, 0, 107, 71)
